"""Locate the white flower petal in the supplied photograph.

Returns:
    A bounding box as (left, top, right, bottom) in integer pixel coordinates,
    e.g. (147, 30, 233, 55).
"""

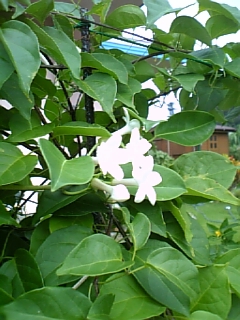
(134, 185, 147, 203)
(108, 164, 124, 180)
(145, 171, 162, 187)
(146, 186, 157, 206)
(109, 184, 130, 202)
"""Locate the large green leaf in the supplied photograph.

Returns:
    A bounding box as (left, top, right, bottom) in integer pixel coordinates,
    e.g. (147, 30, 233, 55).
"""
(105, 5, 146, 29)
(0, 20, 40, 96)
(77, 73, 117, 121)
(172, 151, 237, 189)
(81, 53, 128, 84)
(143, 0, 179, 27)
(0, 0, 8, 11)
(116, 78, 142, 109)
(57, 234, 134, 276)
(228, 294, 240, 320)
(185, 176, 240, 205)
(53, 121, 111, 138)
(0, 142, 37, 186)
(147, 247, 199, 302)
(133, 255, 190, 316)
(39, 139, 94, 192)
(99, 273, 165, 320)
(0, 287, 92, 320)
(170, 16, 212, 46)
(35, 225, 92, 286)
(0, 43, 14, 88)
(198, 0, 240, 25)
(26, 20, 81, 79)
(0, 72, 34, 120)
(14, 249, 43, 292)
(155, 111, 215, 146)
(26, 0, 54, 24)
(191, 265, 231, 319)
(206, 15, 239, 39)
(8, 112, 54, 143)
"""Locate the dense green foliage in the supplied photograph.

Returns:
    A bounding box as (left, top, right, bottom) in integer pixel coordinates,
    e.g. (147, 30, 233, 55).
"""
(0, 0, 240, 319)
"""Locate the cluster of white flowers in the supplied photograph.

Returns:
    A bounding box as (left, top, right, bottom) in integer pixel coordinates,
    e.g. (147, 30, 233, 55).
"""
(91, 109, 162, 206)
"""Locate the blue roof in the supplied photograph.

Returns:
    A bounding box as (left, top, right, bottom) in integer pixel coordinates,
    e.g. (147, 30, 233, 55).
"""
(102, 40, 162, 58)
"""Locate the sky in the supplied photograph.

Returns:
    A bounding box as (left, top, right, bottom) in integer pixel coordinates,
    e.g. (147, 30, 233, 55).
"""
(140, 0, 240, 120)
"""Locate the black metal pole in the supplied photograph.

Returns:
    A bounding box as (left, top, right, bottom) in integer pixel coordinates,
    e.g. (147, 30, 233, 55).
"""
(80, 8, 96, 155)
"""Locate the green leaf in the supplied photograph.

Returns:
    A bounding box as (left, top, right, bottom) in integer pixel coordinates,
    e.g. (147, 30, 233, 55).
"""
(33, 185, 91, 224)
(87, 293, 114, 320)
(155, 111, 215, 146)
(127, 200, 167, 237)
(0, 20, 40, 96)
(39, 139, 94, 192)
(14, 249, 43, 292)
(116, 78, 142, 109)
(0, 43, 14, 88)
(99, 274, 165, 320)
(189, 310, 223, 320)
(185, 176, 240, 205)
(133, 256, 190, 316)
(121, 208, 151, 256)
(54, 2, 80, 17)
(206, 15, 239, 39)
(26, 0, 54, 24)
(0, 287, 92, 320)
(26, 20, 81, 79)
(35, 225, 92, 285)
(170, 16, 212, 46)
(225, 57, 240, 79)
(0, 0, 8, 11)
(0, 142, 37, 186)
(0, 201, 18, 227)
(143, 0, 179, 27)
(53, 121, 111, 138)
(191, 265, 231, 319)
(105, 5, 146, 29)
(148, 247, 199, 300)
(172, 151, 237, 189)
(87, 0, 111, 22)
(82, 53, 128, 84)
(173, 74, 204, 92)
(196, 79, 227, 111)
(57, 234, 134, 276)
(77, 73, 117, 121)
(8, 113, 55, 143)
(189, 47, 226, 69)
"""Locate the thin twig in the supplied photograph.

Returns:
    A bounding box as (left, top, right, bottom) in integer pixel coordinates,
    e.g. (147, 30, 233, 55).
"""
(72, 275, 89, 290)
(112, 215, 132, 249)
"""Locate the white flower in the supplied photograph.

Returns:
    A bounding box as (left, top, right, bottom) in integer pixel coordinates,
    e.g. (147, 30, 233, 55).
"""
(95, 134, 130, 180)
(112, 155, 162, 206)
(91, 178, 130, 203)
(114, 107, 140, 136)
(132, 155, 162, 205)
(125, 127, 152, 167)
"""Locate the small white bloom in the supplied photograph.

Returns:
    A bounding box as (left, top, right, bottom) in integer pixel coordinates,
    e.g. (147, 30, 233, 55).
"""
(91, 178, 130, 203)
(125, 127, 152, 167)
(96, 134, 129, 180)
(112, 155, 162, 206)
(132, 155, 162, 205)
